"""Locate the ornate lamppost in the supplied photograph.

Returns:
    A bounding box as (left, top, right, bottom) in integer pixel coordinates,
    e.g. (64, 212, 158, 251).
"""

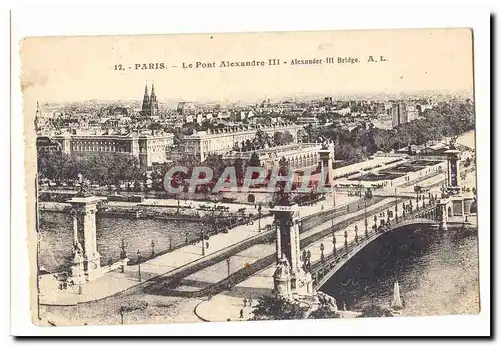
(227, 257, 231, 289)
(354, 225, 359, 244)
(119, 238, 126, 273)
(332, 233, 336, 255)
(364, 198, 368, 234)
(395, 188, 399, 222)
(137, 250, 142, 282)
(201, 227, 206, 256)
(320, 242, 325, 262)
(151, 239, 155, 257)
(257, 204, 262, 232)
(344, 229, 348, 249)
(120, 238, 127, 259)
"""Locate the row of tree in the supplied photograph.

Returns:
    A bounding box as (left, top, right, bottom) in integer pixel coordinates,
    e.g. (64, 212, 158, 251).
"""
(234, 130, 295, 152)
(37, 151, 143, 187)
(304, 101, 475, 163)
(250, 295, 393, 320)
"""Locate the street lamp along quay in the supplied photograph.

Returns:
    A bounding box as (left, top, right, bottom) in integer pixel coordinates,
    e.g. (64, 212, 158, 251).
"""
(201, 227, 206, 256)
(332, 233, 336, 255)
(257, 204, 262, 232)
(137, 250, 142, 282)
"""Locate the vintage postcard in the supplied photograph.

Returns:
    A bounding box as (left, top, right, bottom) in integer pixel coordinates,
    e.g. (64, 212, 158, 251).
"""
(20, 28, 479, 327)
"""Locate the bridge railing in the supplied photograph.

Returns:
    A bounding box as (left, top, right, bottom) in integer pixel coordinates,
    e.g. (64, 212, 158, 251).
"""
(308, 202, 438, 282)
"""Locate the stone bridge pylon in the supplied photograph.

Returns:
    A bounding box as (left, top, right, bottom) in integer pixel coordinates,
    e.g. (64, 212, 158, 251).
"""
(270, 201, 313, 299)
(67, 196, 104, 284)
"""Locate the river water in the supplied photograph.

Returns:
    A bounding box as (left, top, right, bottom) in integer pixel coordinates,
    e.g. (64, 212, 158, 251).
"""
(321, 226, 480, 316)
(39, 212, 201, 273)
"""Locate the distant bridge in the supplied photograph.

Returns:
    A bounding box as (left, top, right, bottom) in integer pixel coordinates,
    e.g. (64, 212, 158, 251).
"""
(310, 203, 439, 289)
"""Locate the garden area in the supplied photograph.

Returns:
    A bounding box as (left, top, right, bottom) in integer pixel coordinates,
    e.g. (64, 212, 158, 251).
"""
(349, 171, 404, 182)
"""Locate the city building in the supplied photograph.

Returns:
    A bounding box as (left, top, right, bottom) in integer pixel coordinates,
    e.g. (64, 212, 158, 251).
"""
(52, 131, 174, 169)
(296, 117, 320, 125)
(223, 143, 324, 171)
(391, 102, 409, 128)
(182, 122, 303, 161)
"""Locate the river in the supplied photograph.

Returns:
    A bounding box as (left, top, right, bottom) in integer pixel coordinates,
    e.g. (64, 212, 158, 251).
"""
(321, 226, 480, 316)
(39, 211, 201, 273)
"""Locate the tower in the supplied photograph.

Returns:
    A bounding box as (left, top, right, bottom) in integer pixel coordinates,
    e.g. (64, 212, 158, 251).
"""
(35, 101, 42, 132)
(68, 196, 103, 282)
(270, 201, 313, 298)
(444, 139, 461, 195)
(35, 101, 41, 118)
(318, 142, 335, 187)
(140, 83, 159, 117)
(149, 83, 159, 117)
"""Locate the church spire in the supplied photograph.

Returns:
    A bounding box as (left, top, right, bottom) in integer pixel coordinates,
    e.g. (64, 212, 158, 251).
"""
(141, 83, 150, 115)
(149, 82, 158, 117)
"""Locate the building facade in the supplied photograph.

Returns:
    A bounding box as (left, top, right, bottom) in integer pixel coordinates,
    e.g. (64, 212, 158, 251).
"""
(53, 132, 174, 169)
(183, 122, 303, 161)
(391, 102, 409, 128)
(141, 84, 159, 117)
(223, 143, 324, 171)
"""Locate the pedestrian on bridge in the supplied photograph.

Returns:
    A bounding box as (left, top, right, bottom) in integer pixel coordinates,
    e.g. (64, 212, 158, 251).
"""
(243, 298, 247, 307)
(240, 309, 244, 319)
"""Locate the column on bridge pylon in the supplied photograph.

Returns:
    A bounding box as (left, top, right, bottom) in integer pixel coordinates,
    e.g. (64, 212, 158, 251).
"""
(436, 198, 451, 231)
(270, 201, 313, 299)
(68, 196, 104, 282)
(318, 141, 335, 188)
(444, 139, 461, 196)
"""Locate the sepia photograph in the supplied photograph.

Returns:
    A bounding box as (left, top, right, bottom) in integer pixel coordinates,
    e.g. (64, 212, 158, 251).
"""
(16, 25, 485, 334)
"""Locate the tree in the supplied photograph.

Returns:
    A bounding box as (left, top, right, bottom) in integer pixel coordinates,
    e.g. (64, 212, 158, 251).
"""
(253, 129, 272, 149)
(250, 295, 308, 320)
(248, 152, 261, 167)
(244, 139, 253, 151)
(273, 131, 285, 146)
(204, 154, 227, 180)
(357, 305, 393, 318)
(250, 294, 342, 321)
(233, 158, 245, 184)
(307, 306, 341, 319)
(282, 131, 294, 145)
(365, 187, 373, 200)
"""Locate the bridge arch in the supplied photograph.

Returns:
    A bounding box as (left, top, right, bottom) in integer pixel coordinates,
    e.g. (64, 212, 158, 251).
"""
(247, 194, 255, 203)
(470, 199, 477, 214)
(311, 216, 438, 290)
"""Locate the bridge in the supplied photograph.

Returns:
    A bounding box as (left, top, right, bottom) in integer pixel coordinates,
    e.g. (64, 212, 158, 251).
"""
(38, 163, 475, 306)
(309, 202, 439, 289)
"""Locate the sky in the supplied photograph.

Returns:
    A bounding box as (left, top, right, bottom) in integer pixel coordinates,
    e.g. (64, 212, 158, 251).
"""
(20, 28, 474, 104)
